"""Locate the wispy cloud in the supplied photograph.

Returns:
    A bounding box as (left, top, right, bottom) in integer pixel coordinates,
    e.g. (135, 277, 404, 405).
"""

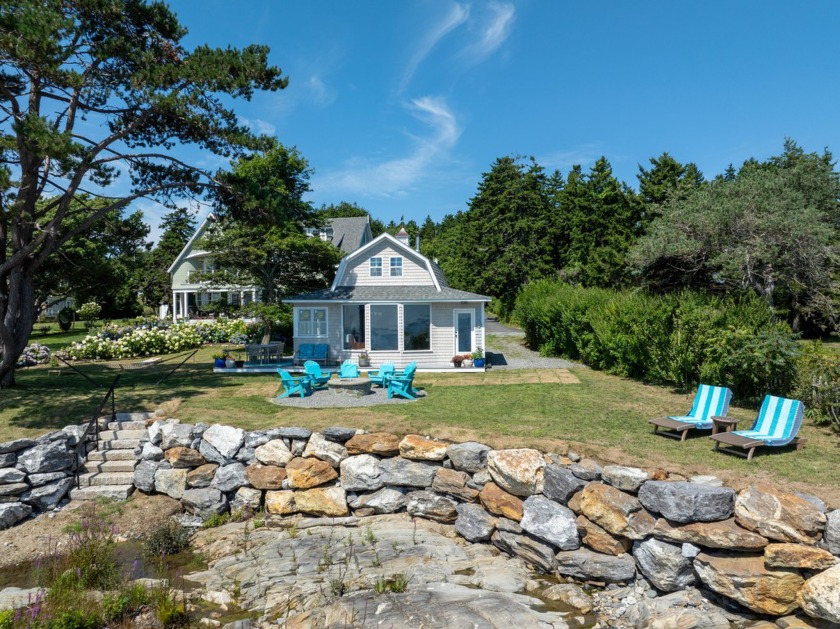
(306, 75, 336, 107)
(538, 145, 603, 172)
(399, 3, 470, 93)
(238, 115, 277, 136)
(315, 97, 461, 199)
(460, 3, 515, 64)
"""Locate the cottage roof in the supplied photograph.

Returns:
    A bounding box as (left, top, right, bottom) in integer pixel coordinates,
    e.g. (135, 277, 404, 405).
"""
(327, 216, 371, 254)
(287, 285, 490, 303)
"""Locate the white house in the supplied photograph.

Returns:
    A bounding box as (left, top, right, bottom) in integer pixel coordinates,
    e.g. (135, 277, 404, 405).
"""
(286, 229, 490, 368)
(168, 216, 373, 320)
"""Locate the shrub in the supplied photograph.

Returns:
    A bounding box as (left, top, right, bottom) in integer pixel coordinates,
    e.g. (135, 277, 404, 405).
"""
(144, 520, 191, 557)
(795, 342, 840, 430)
(16, 343, 51, 367)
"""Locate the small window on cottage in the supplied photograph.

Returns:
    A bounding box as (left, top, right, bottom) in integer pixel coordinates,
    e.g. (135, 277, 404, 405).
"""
(297, 308, 327, 337)
(390, 257, 403, 277)
(370, 257, 382, 277)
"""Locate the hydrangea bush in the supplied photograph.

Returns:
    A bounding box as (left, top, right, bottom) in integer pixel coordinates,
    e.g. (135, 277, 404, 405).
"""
(66, 319, 248, 360)
(17, 342, 52, 367)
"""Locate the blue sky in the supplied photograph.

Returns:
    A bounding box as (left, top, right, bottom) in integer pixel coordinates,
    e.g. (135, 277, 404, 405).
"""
(142, 1, 840, 239)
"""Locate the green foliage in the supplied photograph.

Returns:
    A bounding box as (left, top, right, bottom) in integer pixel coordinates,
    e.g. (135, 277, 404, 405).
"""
(57, 308, 74, 333)
(102, 584, 150, 624)
(514, 280, 800, 400)
(795, 343, 840, 430)
(143, 520, 191, 557)
(76, 302, 101, 325)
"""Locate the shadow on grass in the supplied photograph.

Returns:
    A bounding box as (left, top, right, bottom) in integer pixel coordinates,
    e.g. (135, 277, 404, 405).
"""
(1, 362, 246, 434)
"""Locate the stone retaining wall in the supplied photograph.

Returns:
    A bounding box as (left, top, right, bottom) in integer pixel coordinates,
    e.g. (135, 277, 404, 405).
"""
(134, 419, 840, 624)
(0, 425, 92, 528)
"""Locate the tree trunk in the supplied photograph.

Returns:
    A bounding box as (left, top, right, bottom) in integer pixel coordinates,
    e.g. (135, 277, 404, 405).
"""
(0, 270, 38, 389)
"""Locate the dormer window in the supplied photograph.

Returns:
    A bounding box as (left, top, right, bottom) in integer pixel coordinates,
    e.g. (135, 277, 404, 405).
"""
(390, 257, 403, 277)
(370, 257, 382, 277)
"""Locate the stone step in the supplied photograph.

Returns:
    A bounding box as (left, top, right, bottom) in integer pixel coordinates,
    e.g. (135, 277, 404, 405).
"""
(106, 421, 147, 431)
(86, 449, 136, 461)
(98, 429, 146, 441)
(77, 471, 135, 487)
(69, 485, 135, 501)
(83, 460, 136, 473)
(100, 439, 141, 450)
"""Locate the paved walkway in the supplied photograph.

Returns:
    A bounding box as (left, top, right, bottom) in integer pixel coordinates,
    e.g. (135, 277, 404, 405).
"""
(485, 321, 580, 370)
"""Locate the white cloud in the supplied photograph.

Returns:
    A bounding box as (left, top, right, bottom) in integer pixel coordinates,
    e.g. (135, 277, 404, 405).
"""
(238, 115, 277, 137)
(538, 145, 603, 172)
(400, 3, 470, 92)
(306, 75, 336, 107)
(460, 3, 515, 64)
(315, 96, 461, 199)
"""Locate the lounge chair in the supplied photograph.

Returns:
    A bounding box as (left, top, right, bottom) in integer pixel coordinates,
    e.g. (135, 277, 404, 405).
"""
(312, 344, 329, 366)
(293, 344, 314, 366)
(710, 395, 805, 460)
(338, 360, 360, 379)
(367, 362, 394, 387)
(303, 360, 332, 388)
(649, 384, 733, 441)
(387, 362, 419, 400)
(277, 369, 312, 399)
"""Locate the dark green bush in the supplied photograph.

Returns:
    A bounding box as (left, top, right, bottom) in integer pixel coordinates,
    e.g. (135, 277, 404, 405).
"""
(795, 342, 840, 430)
(514, 280, 800, 400)
(143, 520, 191, 557)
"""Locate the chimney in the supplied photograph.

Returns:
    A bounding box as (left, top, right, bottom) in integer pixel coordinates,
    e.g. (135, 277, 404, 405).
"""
(415, 234, 420, 252)
(396, 227, 410, 246)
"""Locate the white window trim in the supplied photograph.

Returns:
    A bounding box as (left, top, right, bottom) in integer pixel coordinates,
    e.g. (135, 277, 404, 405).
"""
(295, 307, 329, 338)
(370, 257, 382, 277)
(389, 256, 403, 277)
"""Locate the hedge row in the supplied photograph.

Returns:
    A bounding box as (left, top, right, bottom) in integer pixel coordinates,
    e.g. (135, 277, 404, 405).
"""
(513, 280, 799, 401)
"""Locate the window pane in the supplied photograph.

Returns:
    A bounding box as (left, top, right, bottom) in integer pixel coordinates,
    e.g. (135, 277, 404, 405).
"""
(298, 309, 312, 336)
(370, 257, 382, 277)
(343, 305, 365, 349)
(314, 308, 327, 336)
(404, 304, 430, 350)
(370, 305, 398, 350)
(390, 257, 403, 277)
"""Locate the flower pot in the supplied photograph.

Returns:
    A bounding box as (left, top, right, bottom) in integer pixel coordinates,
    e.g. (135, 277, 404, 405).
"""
(463, 359, 473, 368)
(453, 362, 462, 368)
(234, 360, 244, 368)
(359, 358, 370, 367)
(214, 358, 226, 368)
(473, 358, 485, 368)
(225, 359, 236, 369)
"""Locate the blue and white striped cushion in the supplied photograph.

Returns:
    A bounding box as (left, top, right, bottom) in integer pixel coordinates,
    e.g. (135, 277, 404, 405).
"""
(668, 384, 733, 429)
(733, 395, 804, 446)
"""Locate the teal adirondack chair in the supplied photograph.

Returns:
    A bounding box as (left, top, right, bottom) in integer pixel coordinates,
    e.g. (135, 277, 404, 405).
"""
(277, 369, 312, 399)
(294, 344, 314, 366)
(367, 362, 394, 387)
(387, 362, 419, 400)
(338, 360, 360, 379)
(649, 384, 733, 441)
(710, 395, 805, 460)
(304, 360, 332, 388)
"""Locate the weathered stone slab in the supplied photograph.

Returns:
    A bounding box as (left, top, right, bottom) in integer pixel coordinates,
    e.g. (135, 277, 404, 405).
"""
(735, 485, 826, 545)
(446, 442, 491, 473)
(230, 487, 262, 512)
(0, 453, 15, 468)
(322, 427, 359, 443)
(520, 495, 579, 550)
(797, 563, 840, 624)
(182, 488, 228, 518)
(399, 435, 449, 460)
(0, 483, 27, 497)
(0, 468, 26, 484)
(140, 442, 164, 462)
(653, 517, 768, 551)
(487, 449, 545, 497)
(350, 488, 405, 514)
(638, 481, 735, 523)
(301, 433, 348, 467)
(339, 454, 383, 492)
(186, 463, 219, 488)
(601, 465, 649, 493)
(134, 460, 159, 492)
(578, 482, 655, 540)
(379, 458, 438, 488)
(345, 433, 400, 456)
(27, 472, 69, 487)
(764, 543, 838, 570)
(570, 459, 601, 481)
(406, 490, 458, 523)
(825, 509, 840, 555)
(18, 441, 71, 474)
(555, 548, 636, 583)
(198, 439, 229, 466)
(201, 425, 245, 460)
(0, 502, 32, 529)
(491, 530, 556, 572)
(245, 463, 285, 490)
(269, 427, 312, 440)
(21, 478, 73, 511)
(265, 490, 296, 515)
(479, 481, 523, 521)
(543, 464, 586, 504)
(576, 515, 631, 556)
(431, 468, 479, 502)
(0, 439, 35, 454)
(633, 538, 695, 592)
(210, 463, 248, 493)
(455, 503, 497, 542)
(164, 447, 206, 468)
(693, 552, 804, 616)
(160, 423, 194, 449)
(285, 457, 338, 489)
(254, 439, 294, 467)
(154, 467, 188, 500)
(294, 487, 348, 517)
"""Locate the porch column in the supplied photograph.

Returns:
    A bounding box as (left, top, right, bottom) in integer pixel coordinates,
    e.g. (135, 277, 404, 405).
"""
(182, 292, 188, 320)
(252, 289, 256, 303)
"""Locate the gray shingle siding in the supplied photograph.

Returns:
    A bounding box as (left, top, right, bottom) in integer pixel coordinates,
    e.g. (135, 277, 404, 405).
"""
(287, 285, 490, 302)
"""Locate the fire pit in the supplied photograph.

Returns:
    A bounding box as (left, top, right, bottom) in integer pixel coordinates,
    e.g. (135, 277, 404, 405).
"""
(328, 378, 372, 397)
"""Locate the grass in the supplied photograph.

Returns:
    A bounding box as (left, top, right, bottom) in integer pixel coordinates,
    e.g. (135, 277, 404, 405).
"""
(1, 344, 839, 493)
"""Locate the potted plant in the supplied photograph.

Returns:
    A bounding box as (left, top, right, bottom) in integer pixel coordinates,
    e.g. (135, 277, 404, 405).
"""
(225, 354, 236, 369)
(212, 352, 227, 368)
(451, 354, 464, 368)
(463, 353, 473, 368)
(358, 351, 370, 367)
(471, 347, 485, 369)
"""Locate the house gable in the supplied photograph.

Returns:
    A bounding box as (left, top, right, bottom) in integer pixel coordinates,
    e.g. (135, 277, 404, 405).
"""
(331, 232, 441, 291)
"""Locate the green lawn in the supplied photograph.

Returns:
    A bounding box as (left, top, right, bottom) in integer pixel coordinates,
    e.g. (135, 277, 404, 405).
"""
(28, 322, 90, 351)
(2, 344, 838, 496)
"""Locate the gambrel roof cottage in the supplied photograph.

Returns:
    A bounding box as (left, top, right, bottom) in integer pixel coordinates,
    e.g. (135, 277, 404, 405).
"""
(168, 216, 372, 320)
(287, 229, 490, 369)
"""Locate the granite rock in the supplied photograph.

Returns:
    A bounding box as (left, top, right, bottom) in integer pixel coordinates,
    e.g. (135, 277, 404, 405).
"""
(797, 563, 840, 624)
(18, 441, 71, 474)
(446, 442, 491, 473)
(379, 457, 438, 488)
(520, 495, 579, 550)
(0, 502, 32, 529)
(633, 537, 695, 592)
(638, 481, 735, 523)
(601, 465, 649, 492)
(210, 463, 248, 493)
(479, 481, 524, 521)
(245, 463, 286, 490)
(339, 454, 383, 492)
(487, 449, 545, 497)
(555, 548, 636, 583)
(285, 457, 338, 489)
(186, 463, 219, 488)
(182, 488, 228, 518)
(405, 490, 459, 523)
(301, 432, 348, 467)
(345, 433, 400, 457)
(254, 439, 295, 467)
(735, 485, 826, 545)
(455, 503, 497, 542)
(543, 464, 587, 504)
